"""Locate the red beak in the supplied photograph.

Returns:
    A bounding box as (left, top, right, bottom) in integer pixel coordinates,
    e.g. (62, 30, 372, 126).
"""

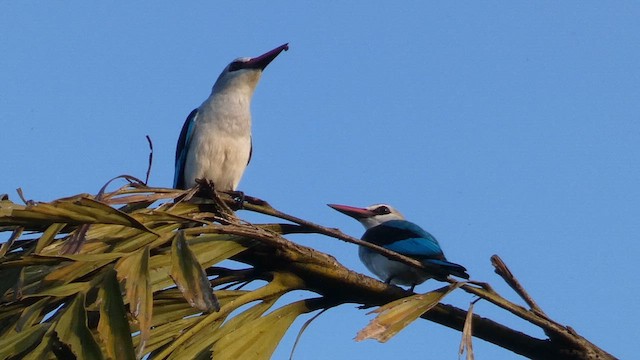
(327, 204, 374, 219)
(245, 43, 289, 70)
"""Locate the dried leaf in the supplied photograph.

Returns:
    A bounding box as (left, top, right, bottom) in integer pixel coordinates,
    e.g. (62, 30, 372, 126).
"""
(97, 268, 136, 360)
(170, 231, 219, 312)
(289, 308, 328, 360)
(459, 301, 475, 360)
(356, 283, 462, 342)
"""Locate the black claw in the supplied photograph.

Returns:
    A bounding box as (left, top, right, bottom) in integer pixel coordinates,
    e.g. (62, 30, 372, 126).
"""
(223, 190, 245, 210)
(233, 191, 245, 209)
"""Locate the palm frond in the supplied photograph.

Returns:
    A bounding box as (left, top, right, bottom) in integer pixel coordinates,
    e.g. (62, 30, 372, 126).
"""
(0, 184, 616, 360)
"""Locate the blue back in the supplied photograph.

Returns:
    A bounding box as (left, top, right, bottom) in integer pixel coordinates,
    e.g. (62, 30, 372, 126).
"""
(173, 108, 198, 189)
(362, 220, 444, 260)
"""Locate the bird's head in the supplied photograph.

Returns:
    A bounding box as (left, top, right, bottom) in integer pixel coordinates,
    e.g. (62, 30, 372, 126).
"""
(328, 203, 405, 229)
(212, 43, 289, 97)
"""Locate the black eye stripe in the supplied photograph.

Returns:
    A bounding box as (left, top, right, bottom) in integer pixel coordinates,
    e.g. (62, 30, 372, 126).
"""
(228, 61, 243, 72)
(374, 206, 390, 215)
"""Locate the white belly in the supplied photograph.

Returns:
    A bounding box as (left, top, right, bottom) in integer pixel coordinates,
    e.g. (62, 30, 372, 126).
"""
(358, 246, 431, 286)
(183, 127, 251, 191)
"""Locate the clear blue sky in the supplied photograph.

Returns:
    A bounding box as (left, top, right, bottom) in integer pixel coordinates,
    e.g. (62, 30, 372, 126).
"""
(2, 2, 638, 359)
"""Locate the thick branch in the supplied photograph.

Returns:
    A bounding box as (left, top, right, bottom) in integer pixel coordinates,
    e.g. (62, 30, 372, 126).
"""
(190, 223, 614, 360)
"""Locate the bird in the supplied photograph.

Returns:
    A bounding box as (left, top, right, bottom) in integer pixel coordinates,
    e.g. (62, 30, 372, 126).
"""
(328, 203, 469, 290)
(173, 43, 289, 191)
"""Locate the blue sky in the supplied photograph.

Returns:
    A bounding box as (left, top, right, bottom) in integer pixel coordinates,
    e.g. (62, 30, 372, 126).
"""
(1, 2, 638, 359)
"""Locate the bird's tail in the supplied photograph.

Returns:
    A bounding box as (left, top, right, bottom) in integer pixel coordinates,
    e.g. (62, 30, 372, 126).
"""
(424, 259, 470, 280)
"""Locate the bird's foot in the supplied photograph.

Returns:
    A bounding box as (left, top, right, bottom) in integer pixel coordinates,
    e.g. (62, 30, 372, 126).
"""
(222, 190, 245, 211)
(195, 178, 217, 198)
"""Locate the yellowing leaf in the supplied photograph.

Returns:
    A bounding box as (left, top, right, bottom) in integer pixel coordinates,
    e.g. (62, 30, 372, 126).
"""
(356, 283, 462, 343)
(0, 227, 22, 258)
(35, 223, 66, 254)
(169, 299, 274, 360)
(97, 268, 136, 360)
(23, 282, 91, 298)
(213, 300, 313, 360)
(41, 257, 116, 289)
(115, 246, 152, 357)
(140, 317, 200, 356)
(0, 323, 49, 359)
(21, 328, 55, 360)
(170, 231, 219, 312)
(54, 292, 104, 360)
(5, 196, 155, 234)
(15, 298, 49, 332)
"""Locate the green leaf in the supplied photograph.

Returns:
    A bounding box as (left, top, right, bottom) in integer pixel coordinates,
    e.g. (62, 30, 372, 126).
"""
(0, 267, 21, 299)
(0, 323, 49, 359)
(97, 268, 136, 360)
(21, 327, 55, 360)
(15, 298, 50, 332)
(356, 283, 462, 342)
(54, 292, 104, 360)
(170, 231, 219, 312)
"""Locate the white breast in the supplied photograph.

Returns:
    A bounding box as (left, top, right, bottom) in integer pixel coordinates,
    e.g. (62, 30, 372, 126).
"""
(183, 117, 251, 191)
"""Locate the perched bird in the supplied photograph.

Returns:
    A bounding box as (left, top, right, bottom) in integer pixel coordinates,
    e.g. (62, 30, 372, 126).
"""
(328, 203, 469, 290)
(174, 43, 289, 190)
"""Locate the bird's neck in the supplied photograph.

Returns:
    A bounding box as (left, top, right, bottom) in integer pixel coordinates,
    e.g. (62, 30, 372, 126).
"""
(200, 91, 252, 134)
(359, 216, 405, 230)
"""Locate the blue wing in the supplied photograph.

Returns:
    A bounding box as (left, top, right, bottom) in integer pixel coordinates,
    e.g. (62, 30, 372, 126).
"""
(363, 220, 469, 279)
(362, 220, 444, 259)
(173, 108, 198, 189)
(423, 259, 469, 279)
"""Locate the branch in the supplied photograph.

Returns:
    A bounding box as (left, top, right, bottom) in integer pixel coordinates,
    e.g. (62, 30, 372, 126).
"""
(232, 194, 616, 360)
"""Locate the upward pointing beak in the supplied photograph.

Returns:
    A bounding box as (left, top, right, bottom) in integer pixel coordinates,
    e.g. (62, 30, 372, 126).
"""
(327, 204, 374, 219)
(245, 43, 289, 70)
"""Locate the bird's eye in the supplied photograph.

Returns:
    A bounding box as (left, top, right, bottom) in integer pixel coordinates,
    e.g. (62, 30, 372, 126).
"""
(228, 61, 244, 72)
(375, 206, 391, 215)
